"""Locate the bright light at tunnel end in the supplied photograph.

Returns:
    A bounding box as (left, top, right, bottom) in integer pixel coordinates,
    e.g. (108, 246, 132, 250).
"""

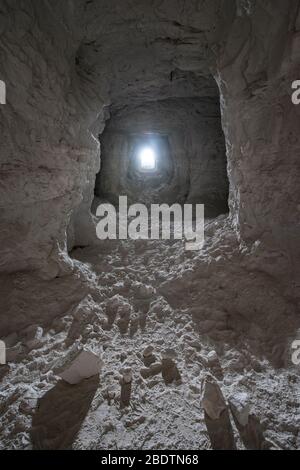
(138, 147, 156, 170)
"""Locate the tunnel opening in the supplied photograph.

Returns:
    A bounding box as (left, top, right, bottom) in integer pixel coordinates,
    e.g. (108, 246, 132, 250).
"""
(94, 92, 229, 218)
(137, 145, 157, 172)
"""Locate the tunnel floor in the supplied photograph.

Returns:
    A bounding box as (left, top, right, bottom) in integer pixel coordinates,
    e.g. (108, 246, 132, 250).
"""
(0, 217, 299, 450)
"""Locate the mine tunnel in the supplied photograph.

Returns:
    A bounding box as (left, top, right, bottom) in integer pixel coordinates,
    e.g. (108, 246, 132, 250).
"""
(0, 0, 300, 453)
(94, 90, 229, 217)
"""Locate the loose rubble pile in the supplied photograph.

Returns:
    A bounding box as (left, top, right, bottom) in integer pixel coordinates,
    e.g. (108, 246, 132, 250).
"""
(0, 219, 299, 450)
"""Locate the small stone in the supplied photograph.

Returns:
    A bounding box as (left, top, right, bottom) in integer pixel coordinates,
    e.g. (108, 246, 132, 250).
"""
(201, 379, 227, 420)
(120, 352, 127, 362)
(144, 355, 156, 367)
(120, 367, 132, 384)
(55, 348, 103, 385)
(149, 362, 162, 375)
(162, 348, 177, 359)
(19, 398, 37, 415)
(142, 346, 157, 366)
(189, 384, 201, 394)
(102, 386, 115, 401)
(161, 358, 181, 384)
(140, 368, 151, 379)
(107, 390, 115, 400)
(125, 415, 146, 428)
(14, 416, 28, 433)
(207, 350, 219, 364)
(228, 392, 250, 426)
(143, 345, 154, 357)
(120, 368, 132, 408)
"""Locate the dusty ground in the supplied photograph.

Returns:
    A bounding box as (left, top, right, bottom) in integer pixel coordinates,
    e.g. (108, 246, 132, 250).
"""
(0, 217, 300, 450)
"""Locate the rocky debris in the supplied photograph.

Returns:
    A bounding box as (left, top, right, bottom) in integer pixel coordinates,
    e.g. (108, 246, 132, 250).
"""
(207, 350, 219, 364)
(119, 368, 132, 409)
(140, 362, 162, 379)
(149, 362, 162, 376)
(22, 325, 44, 351)
(201, 378, 227, 420)
(142, 346, 157, 367)
(161, 358, 181, 385)
(187, 340, 202, 351)
(66, 295, 101, 345)
(125, 415, 146, 428)
(19, 398, 38, 416)
(133, 283, 155, 299)
(231, 410, 267, 450)
(54, 349, 103, 385)
(201, 378, 236, 450)
(102, 386, 116, 405)
(228, 392, 250, 427)
(206, 350, 223, 380)
(133, 282, 155, 299)
(116, 305, 132, 334)
(0, 365, 9, 381)
(149, 297, 173, 322)
(228, 392, 267, 449)
(106, 295, 132, 333)
(143, 345, 154, 356)
(140, 368, 151, 379)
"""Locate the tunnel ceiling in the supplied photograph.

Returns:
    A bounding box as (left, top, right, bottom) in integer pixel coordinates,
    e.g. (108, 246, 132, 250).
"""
(74, 0, 233, 108)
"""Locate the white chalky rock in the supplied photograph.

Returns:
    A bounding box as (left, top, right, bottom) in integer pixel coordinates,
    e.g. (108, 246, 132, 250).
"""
(56, 349, 103, 385)
(207, 350, 219, 363)
(201, 379, 227, 420)
(228, 392, 250, 426)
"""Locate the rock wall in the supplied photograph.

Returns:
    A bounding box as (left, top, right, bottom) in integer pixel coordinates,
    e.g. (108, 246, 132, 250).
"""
(0, 0, 104, 274)
(216, 0, 300, 298)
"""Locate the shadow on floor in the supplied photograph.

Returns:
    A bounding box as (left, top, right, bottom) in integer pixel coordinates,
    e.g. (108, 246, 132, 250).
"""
(31, 375, 99, 449)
